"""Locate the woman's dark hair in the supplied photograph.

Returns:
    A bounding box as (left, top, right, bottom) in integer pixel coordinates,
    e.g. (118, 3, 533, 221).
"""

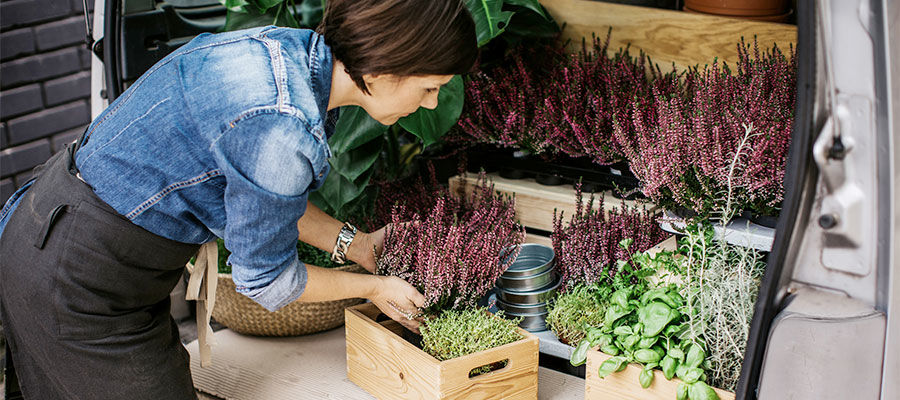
(317, 0, 478, 94)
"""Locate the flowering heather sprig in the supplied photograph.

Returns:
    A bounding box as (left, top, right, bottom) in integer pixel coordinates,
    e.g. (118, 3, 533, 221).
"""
(551, 184, 668, 290)
(376, 175, 525, 312)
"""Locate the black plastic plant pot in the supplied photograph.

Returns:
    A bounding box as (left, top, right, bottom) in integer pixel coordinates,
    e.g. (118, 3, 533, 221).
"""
(611, 187, 646, 201)
(750, 213, 779, 229)
(579, 181, 614, 193)
(535, 173, 566, 186)
(499, 167, 531, 180)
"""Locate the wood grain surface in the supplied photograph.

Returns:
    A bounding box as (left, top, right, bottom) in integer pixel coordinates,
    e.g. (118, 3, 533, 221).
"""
(539, 0, 797, 72)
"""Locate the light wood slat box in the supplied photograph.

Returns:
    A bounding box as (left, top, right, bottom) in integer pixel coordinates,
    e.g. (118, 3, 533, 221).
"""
(345, 302, 541, 400)
(448, 173, 657, 247)
(586, 351, 735, 400)
(539, 0, 797, 73)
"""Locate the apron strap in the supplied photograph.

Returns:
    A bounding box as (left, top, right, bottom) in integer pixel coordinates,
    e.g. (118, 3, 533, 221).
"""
(185, 241, 219, 368)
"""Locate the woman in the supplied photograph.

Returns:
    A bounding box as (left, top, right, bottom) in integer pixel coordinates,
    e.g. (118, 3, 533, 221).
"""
(0, 0, 477, 398)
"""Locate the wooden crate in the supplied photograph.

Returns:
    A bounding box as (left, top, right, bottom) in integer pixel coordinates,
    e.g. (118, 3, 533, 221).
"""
(539, 0, 797, 73)
(585, 350, 735, 400)
(449, 172, 656, 239)
(345, 302, 540, 400)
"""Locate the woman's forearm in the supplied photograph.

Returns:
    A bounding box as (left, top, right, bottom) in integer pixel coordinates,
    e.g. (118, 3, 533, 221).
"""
(297, 201, 377, 271)
(295, 264, 380, 302)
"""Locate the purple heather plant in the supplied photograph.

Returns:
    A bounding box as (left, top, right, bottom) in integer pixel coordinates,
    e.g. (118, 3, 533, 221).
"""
(551, 184, 669, 290)
(615, 39, 797, 218)
(376, 175, 525, 313)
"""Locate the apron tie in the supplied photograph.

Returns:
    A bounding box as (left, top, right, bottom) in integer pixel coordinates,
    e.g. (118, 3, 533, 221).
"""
(185, 241, 219, 368)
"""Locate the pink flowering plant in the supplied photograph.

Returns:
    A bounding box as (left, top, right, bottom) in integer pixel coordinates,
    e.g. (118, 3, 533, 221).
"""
(614, 39, 797, 218)
(376, 175, 525, 314)
(551, 184, 669, 290)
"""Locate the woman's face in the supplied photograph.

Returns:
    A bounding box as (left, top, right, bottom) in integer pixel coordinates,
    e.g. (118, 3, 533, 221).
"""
(359, 74, 455, 125)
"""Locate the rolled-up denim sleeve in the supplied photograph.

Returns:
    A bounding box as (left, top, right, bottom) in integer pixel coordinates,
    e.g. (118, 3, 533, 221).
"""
(211, 111, 320, 311)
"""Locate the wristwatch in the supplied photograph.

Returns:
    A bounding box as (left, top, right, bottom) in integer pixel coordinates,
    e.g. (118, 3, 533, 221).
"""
(330, 222, 358, 264)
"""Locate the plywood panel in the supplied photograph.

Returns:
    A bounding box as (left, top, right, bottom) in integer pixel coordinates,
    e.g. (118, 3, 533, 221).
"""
(539, 0, 797, 72)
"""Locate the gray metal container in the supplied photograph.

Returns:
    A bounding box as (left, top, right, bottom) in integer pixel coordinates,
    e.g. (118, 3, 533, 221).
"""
(501, 310, 548, 332)
(497, 269, 556, 291)
(496, 275, 561, 304)
(496, 299, 547, 314)
(501, 243, 555, 278)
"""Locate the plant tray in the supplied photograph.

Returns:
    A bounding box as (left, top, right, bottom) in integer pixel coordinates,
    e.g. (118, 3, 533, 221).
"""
(585, 349, 735, 400)
(345, 302, 540, 400)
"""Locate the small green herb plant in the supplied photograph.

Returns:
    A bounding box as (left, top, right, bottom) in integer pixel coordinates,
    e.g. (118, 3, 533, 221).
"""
(420, 307, 523, 376)
(545, 284, 607, 346)
(569, 239, 721, 400)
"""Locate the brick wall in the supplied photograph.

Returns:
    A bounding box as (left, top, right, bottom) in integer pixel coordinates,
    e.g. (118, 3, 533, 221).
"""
(1, 0, 95, 205)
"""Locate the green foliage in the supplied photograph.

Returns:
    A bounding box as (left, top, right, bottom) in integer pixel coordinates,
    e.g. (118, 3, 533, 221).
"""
(420, 307, 522, 369)
(545, 284, 607, 345)
(569, 239, 719, 400)
(216, 238, 341, 274)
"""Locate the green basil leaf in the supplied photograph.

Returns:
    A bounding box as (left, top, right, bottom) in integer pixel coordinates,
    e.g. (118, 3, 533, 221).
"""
(611, 288, 631, 308)
(570, 340, 590, 366)
(613, 325, 633, 337)
(686, 343, 706, 368)
(639, 302, 677, 337)
(600, 343, 620, 356)
(675, 364, 689, 381)
(689, 381, 721, 400)
(634, 348, 662, 364)
(668, 347, 686, 362)
(597, 356, 626, 378)
(676, 382, 689, 400)
(660, 355, 677, 380)
(622, 334, 640, 351)
(681, 367, 704, 384)
(638, 336, 658, 349)
(639, 288, 668, 306)
(639, 365, 654, 388)
(604, 304, 630, 327)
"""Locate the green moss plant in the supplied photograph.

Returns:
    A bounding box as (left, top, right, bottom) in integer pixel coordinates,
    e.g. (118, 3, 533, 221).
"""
(420, 307, 523, 376)
(545, 284, 607, 345)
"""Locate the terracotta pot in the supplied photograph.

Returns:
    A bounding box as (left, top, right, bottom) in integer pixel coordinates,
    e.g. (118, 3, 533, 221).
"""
(684, 0, 789, 17)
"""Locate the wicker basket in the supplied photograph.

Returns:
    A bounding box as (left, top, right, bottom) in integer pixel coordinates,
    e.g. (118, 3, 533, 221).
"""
(211, 264, 368, 336)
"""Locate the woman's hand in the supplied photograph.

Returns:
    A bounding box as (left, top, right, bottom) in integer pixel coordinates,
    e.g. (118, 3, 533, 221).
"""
(370, 275, 426, 333)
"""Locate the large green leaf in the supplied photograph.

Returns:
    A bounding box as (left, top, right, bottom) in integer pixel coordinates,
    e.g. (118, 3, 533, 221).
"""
(330, 106, 389, 153)
(309, 162, 376, 218)
(503, 0, 546, 18)
(223, 5, 296, 31)
(465, 0, 514, 46)
(397, 75, 464, 147)
(330, 137, 383, 182)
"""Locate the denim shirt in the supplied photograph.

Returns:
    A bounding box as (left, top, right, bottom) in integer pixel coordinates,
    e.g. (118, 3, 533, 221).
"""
(0, 26, 337, 312)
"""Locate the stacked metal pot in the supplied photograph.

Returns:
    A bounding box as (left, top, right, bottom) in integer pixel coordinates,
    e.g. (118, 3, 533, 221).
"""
(495, 243, 560, 332)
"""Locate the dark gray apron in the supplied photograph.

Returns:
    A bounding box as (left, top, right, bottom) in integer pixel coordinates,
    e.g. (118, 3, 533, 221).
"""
(0, 144, 200, 400)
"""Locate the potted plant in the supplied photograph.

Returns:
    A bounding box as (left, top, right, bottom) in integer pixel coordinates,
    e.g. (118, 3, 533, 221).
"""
(550, 184, 669, 290)
(346, 175, 541, 399)
(613, 38, 797, 222)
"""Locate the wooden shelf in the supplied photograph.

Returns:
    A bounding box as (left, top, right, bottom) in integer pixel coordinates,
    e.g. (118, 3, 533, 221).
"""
(539, 0, 797, 72)
(449, 172, 657, 234)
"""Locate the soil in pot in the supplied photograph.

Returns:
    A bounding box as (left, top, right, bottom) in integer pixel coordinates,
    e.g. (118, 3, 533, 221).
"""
(750, 213, 779, 229)
(499, 167, 531, 180)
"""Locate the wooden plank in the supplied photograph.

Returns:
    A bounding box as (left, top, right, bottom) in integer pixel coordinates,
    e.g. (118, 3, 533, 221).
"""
(539, 0, 797, 72)
(450, 172, 656, 233)
(440, 329, 540, 399)
(346, 304, 442, 399)
(585, 350, 734, 400)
